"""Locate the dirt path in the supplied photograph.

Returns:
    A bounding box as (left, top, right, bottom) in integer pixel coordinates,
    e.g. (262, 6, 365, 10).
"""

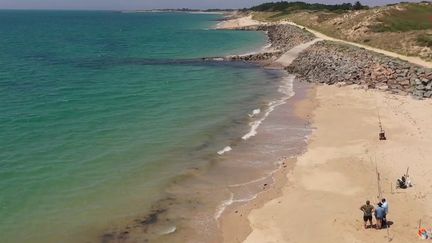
(283, 21, 432, 69)
(275, 38, 323, 66)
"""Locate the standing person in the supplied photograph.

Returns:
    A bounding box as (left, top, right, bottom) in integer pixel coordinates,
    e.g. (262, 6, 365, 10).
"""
(360, 200, 374, 229)
(375, 202, 386, 229)
(381, 198, 389, 227)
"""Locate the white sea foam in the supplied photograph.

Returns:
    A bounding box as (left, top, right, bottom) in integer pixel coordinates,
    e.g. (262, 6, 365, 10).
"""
(217, 75, 295, 153)
(214, 193, 234, 221)
(242, 75, 296, 140)
(214, 167, 284, 223)
(228, 174, 271, 188)
(214, 192, 258, 222)
(217, 146, 232, 155)
(159, 226, 177, 235)
(234, 33, 274, 57)
(248, 108, 261, 118)
(262, 42, 272, 50)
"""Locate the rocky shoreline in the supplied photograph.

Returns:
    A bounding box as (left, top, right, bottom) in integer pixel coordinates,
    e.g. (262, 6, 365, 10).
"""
(217, 21, 432, 99)
(218, 24, 315, 62)
(286, 41, 432, 99)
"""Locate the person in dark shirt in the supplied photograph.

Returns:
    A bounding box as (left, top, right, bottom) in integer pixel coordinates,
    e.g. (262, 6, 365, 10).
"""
(360, 200, 374, 229)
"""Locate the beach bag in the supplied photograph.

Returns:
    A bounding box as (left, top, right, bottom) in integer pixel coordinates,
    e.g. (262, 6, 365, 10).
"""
(419, 228, 428, 239)
(418, 228, 432, 240)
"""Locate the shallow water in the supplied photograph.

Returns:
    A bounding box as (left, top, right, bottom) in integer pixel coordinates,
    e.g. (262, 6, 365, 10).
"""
(0, 10, 297, 243)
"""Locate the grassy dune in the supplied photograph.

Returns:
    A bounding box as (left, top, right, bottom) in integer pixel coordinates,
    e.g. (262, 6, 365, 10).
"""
(249, 2, 432, 61)
(372, 4, 432, 32)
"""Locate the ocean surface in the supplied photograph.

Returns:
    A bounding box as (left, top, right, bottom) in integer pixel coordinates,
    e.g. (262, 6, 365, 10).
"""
(0, 10, 306, 243)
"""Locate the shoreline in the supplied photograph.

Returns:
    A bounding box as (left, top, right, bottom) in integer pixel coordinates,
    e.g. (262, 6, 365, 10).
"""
(220, 83, 316, 242)
(99, 12, 432, 243)
(213, 18, 324, 241)
(217, 14, 432, 243)
(99, 17, 314, 241)
(243, 84, 432, 243)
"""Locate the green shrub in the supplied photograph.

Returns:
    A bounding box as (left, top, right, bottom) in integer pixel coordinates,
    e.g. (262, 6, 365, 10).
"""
(417, 34, 432, 47)
(372, 4, 432, 32)
(249, 1, 368, 12)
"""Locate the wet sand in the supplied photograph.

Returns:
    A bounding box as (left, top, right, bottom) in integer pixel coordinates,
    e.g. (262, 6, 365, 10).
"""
(242, 85, 432, 243)
(99, 72, 314, 243)
(216, 14, 432, 243)
(102, 13, 432, 243)
(220, 82, 317, 243)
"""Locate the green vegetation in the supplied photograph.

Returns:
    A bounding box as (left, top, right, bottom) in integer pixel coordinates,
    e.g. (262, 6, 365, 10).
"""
(417, 34, 432, 47)
(372, 4, 432, 32)
(248, 1, 432, 61)
(248, 1, 368, 12)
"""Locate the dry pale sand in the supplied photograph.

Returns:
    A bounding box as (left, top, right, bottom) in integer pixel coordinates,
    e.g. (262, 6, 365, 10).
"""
(216, 15, 261, 30)
(215, 14, 432, 243)
(244, 85, 432, 243)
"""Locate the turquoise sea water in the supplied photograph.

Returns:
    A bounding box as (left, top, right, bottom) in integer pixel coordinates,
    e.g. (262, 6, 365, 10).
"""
(0, 11, 284, 242)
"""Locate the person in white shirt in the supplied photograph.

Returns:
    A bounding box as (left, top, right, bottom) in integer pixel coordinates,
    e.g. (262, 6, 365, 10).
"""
(381, 198, 389, 227)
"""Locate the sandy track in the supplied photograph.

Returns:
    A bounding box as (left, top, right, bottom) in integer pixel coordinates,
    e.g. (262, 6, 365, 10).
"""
(218, 15, 432, 68)
(283, 21, 432, 69)
(275, 38, 323, 67)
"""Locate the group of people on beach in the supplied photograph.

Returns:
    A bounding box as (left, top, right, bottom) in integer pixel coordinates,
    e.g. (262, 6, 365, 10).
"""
(360, 199, 389, 229)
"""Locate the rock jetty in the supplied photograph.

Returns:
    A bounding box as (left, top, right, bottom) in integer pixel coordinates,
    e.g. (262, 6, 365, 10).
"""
(218, 19, 432, 99)
(286, 41, 432, 98)
(258, 24, 316, 53)
(224, 24, 315, 62)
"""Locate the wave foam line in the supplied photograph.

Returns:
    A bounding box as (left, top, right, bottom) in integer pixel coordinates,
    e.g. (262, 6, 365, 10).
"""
(248, 108, 261, 118)
(228, 174, 272, 188)
(214, 193, 258, 222)
(214, 192, 234, 221)
(217, 146, 232, 155)
(214, 153, 296, 224)
(242, 74, 296, 140)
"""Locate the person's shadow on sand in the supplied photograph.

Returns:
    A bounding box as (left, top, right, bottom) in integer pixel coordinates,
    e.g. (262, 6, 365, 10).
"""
(366, 221, 394, 229)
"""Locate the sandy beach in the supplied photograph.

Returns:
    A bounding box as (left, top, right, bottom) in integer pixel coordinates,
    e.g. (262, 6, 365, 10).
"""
(4, 6, 432, 243)
(242, 84, 432, 243)
(217, 14, 432, 243)
(216, 15, 262, 29)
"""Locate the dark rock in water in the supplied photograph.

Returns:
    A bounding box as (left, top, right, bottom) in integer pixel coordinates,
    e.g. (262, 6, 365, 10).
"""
(139, 209, 166, 226)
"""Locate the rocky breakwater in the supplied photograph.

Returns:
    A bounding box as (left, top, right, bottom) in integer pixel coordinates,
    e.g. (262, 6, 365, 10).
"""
(286, 41, 432, 98)
(259, 24, 316, 53)
(225, 24, 316, 63)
